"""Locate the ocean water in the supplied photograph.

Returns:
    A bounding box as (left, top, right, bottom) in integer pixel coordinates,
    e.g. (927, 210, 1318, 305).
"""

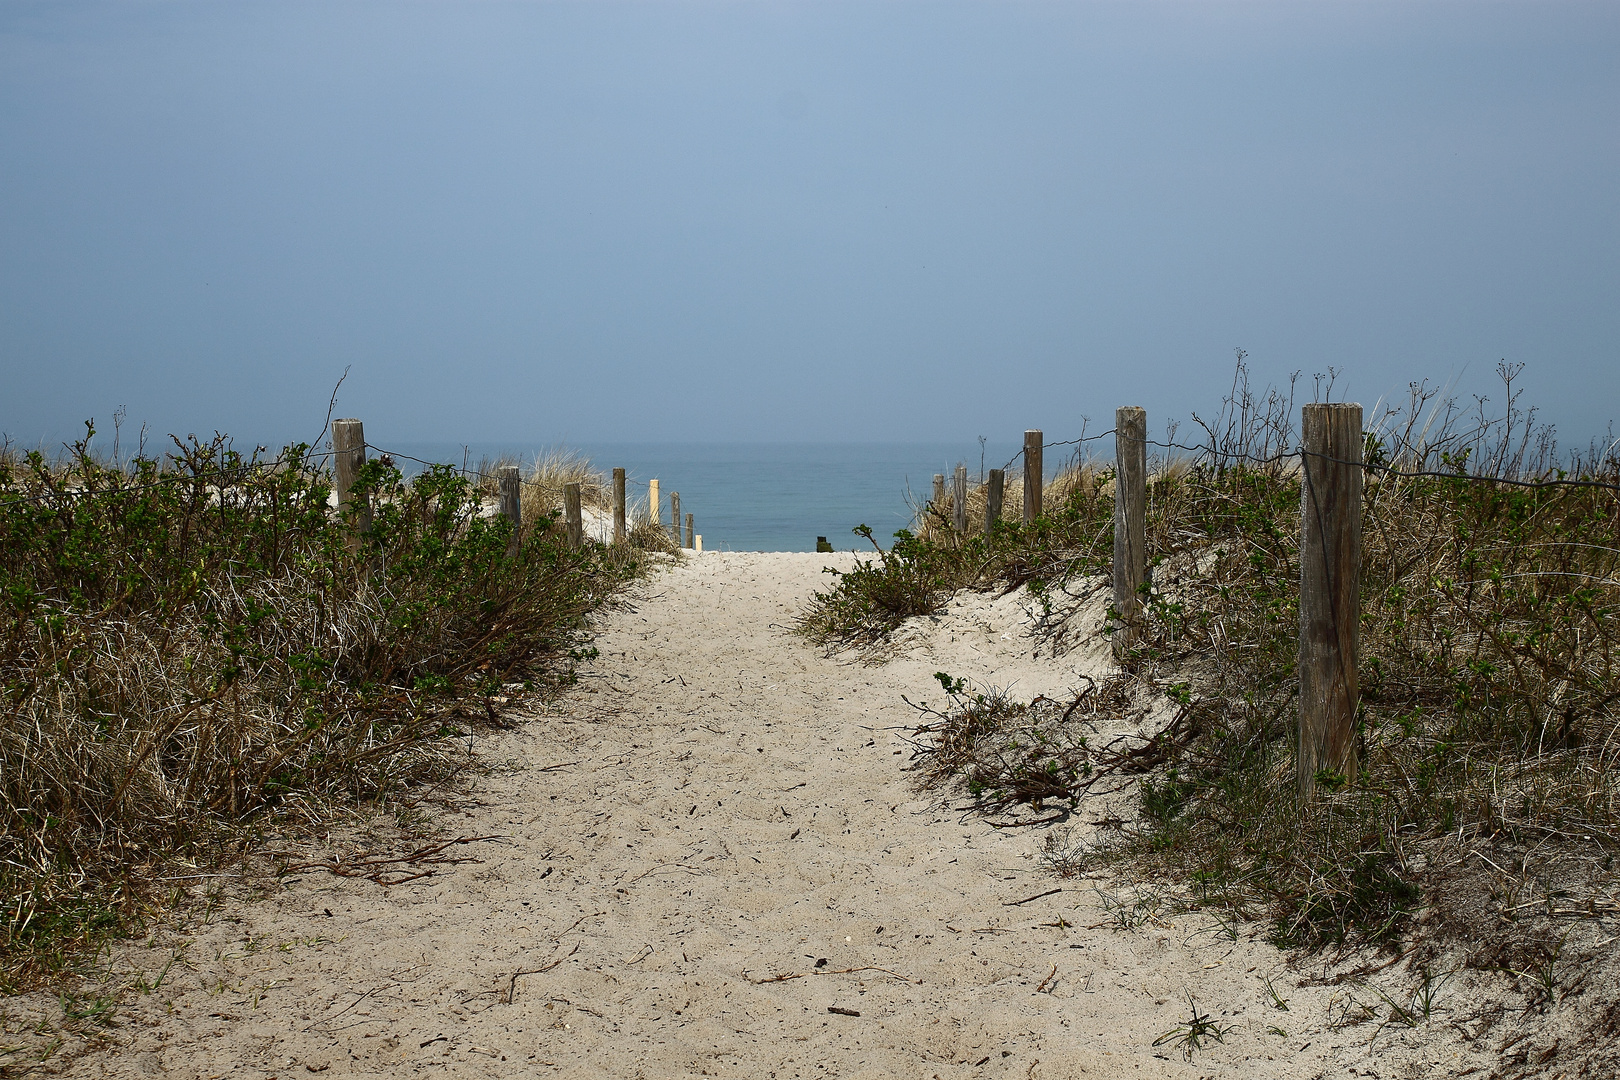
(384, 440, 1050, 552)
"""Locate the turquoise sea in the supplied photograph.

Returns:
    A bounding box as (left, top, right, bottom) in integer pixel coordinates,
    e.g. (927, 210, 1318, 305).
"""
(384, 441, 1062, 552)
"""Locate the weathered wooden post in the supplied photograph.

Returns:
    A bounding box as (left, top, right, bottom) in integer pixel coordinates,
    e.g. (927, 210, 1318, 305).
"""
(331, 418, 370, 552)
(685, 512, 694, 550)
(984, 469, 1004, 536)
(564, 482, 584, 549)
(612, 468, 627, 544)
(1112, 407, 1148, 659)
(649, 478, 661, 528)
(1023, 430, 1043, 523)
(932, 473, 945, 518)
(669, 491, 681, 544)
(1298, 402, 1363, 799)
(497, 465, 522, 553)
(953, 463, 968, 533)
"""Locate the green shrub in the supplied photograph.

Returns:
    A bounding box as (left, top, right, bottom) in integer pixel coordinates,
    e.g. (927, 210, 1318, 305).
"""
(0, 426, 645, 981)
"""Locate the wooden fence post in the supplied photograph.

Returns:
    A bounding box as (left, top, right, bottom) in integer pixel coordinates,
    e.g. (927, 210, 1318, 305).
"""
(649, 479, 660, 527)
(670, 491, 681, 544)
(685, 513, 694, 550)
(497, 465, 522, 552)
(564, 482, 584, 549)
(1113, 407, 1148, 658)
(953, 463, 968, 533)
(984, 469, 1004, 536)
(612, 468, 627, 544)
(331, 418, 370, 552)
(1298, 402, 1363, 799)
(1023, 430, 1043, 523)
(932, 473, 945, 517)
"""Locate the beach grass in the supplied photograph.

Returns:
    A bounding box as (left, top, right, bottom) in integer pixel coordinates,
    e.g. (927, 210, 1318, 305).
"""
(802, 360, 1620, 962)
(0, 428, 654, 987)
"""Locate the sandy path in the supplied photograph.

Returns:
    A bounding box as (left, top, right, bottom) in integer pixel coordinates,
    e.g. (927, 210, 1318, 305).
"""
(68, 553, 1480, 1079)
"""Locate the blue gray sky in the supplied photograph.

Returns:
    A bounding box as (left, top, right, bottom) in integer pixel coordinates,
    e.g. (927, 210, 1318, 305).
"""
(2, 1, 1616, 451)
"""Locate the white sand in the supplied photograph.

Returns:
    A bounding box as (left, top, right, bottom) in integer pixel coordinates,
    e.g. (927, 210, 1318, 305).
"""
(39, 554, 1552, 1077)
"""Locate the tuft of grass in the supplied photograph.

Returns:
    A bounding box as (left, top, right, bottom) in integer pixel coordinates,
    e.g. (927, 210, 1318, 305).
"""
(1152, 991, 1233, 1059)
(1, 426, 648, 984)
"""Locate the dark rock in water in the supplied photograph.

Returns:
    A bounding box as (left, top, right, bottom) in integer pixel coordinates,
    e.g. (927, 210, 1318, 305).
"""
(816, 536, 833, 553)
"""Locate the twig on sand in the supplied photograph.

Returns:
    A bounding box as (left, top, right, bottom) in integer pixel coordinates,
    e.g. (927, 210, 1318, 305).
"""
(1035, 965, 1058, 993)
(620, 862, 704, 886)
(1003, 888, 1063, 907)
(748, 964, 914, 985)
(553, 911, 606, 941)
(305, 983, 385, 1031)
(987, 812, 1068, 829)
(278, 835, 506, 887)
(507, 944, 580, 1003)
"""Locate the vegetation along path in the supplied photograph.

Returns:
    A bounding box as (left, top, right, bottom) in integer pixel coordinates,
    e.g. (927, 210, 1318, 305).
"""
(62, 553, 1490, 1078)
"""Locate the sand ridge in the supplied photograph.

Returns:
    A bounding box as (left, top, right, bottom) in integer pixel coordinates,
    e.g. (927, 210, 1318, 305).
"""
(55, 553, 1491, 1078)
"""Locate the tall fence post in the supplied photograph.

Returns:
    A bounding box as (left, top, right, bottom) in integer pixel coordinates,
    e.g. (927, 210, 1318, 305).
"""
(564, 482, 584, 549)
(331, 418, 370, 552)
(612, 468, 627, 544)
(953, 463, 968, 533)
(685, 513, 694, 550)
(984, 469, 1004, 536)
(649, 478, 661, 528)
(1112, 407, 1148, 659)
(1023, 430, 1043, 523)
(1298, 402, 1363, 799)
(670, 491, 681, 545)
(497, 465, 522, 552)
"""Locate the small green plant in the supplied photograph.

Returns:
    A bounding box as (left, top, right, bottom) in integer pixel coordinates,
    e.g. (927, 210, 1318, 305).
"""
(1153, 991, 1233, 1059)
(1513, 930, 1572, 1012)
(1094, 885, 1170, 932)
(1408, 966, 1456, 1022)
(1366, 982, 1419, 1028)
(1261, 972, 1290, 1012)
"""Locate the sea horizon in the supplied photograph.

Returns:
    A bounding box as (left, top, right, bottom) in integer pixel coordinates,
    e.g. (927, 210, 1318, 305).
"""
(381, 439, 1074, 553)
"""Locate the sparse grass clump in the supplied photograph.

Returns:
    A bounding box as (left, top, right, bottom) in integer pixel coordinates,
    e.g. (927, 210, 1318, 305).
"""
(0, 426, 648, 984)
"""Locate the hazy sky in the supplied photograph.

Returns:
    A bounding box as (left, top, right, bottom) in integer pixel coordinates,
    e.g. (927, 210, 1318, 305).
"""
(2, 1, 1616, 451)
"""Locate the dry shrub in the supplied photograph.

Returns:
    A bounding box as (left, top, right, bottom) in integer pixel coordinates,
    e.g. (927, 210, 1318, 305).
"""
(0, 429, 645, 984)
(808, 356, 1620, 955)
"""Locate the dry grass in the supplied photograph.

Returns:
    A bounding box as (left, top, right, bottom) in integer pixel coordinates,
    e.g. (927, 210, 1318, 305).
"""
(0, 430, 650, 987)
(807, 359, 1620, 972)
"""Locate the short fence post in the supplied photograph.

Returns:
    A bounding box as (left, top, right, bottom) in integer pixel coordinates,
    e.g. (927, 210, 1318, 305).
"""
(1023, 430, 1043, 523)
(685, 513, 694, 549)
(497, 465, 522, 552)
(331, 418, 370, 552)
(984, 469, 1004, 536)
(564, 482, 584, 549)
(669, 491, 681, 544)
(612, 468, 627, 544)
(1112, 407, 1148, 658)
(1298, 402, 1363, 799)
(649, 478, 661, 527)
(953, 464, 968, 533)
(932, 473, 945, 517)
